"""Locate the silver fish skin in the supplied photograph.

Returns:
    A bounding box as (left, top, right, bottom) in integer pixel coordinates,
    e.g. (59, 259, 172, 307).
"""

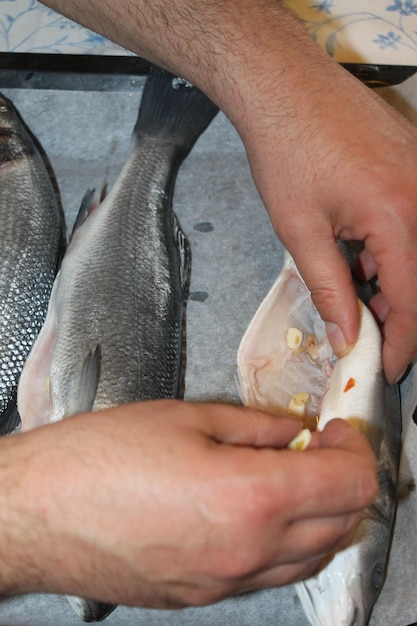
(237, 243, 401, 626)
(18, 66, 218, 621)
(294, 245, 402, 626)
(0, 93, 65, 434)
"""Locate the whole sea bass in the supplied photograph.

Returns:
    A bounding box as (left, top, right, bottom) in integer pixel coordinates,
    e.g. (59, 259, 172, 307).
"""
(18, 66, 218, 622)
(0, 93, 65, 434)
(237, 243, 401, 626)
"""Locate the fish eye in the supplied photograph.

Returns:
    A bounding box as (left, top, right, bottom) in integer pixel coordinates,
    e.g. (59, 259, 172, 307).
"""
(371, 563, 384, 592)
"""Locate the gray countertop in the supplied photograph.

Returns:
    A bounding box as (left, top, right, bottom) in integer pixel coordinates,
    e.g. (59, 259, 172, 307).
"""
(0, 82, 417, 625)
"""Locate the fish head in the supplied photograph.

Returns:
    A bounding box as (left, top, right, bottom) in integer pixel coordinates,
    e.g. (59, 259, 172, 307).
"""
(295, 369, 400, 626)
(0, 93, 18, 128)
(291, 298, 400, 626)
(295, 473, 397, 626)
(0, 93, 22, 132)
(0, 93, 32, 164)
(236, 246, 401, 626)
(236, 251, 333, 426)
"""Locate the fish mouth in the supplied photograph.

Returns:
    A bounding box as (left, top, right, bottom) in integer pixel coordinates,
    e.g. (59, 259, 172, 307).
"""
(236, 254, 335, 427)
(0, 100, 15, 123)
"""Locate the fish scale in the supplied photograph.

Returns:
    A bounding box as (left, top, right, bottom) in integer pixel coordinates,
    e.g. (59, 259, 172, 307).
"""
(0, 93, 65, 433)
(18, 66, 218, 621)
(49, 146, 186, 414)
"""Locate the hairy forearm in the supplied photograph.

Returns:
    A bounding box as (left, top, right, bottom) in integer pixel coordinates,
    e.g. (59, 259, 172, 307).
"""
(40, 0, 335, 126)
(0, 423, 96, 598)
(0, 430, 54, 597)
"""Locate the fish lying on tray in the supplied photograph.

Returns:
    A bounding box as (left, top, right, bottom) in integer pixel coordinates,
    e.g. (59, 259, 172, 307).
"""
(0, 93, 65, 435)
(237, 244, 401, 626)
(17, 66, 218, 622)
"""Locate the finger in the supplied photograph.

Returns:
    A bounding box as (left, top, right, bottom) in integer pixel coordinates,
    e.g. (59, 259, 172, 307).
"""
(271, 419, 377, 519)
(243, 505, 357, 576)
(383, 310, 417, 383)
(104, 400, 303, 449)
(287, 233, 360, 358)
(370, 255, 417, 383)
(367, 292, 390, 325)
(235, 557, 325, 593)
(354, 246, 417, 381)
(357, 247, 378, 282)
(195, 403, 303, 448)
(317, 417, 372, 451)
(279, 512, 357, 564)
(361, 220, 417, 382)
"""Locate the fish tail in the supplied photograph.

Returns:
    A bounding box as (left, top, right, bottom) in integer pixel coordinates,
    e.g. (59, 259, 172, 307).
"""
(173, 211, 191, 292)
(0, 400, 20, 435)
(64, 345, 101, 418)
(134, 65, 219, 157)
(66, 596, 116, 623)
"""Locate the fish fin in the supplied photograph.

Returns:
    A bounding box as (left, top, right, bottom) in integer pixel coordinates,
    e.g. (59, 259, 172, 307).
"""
(172, 212, 191, 399)
(66, 345, 101, 417)
(133, 65, 219, 158)
(70, 189, 97, 241)
(18, 278, 60, 431)
(66, 596, 116, 622)
(0, 400, 21, 435)
(99, 180, 108, 203)
(173, 212, 191, 292)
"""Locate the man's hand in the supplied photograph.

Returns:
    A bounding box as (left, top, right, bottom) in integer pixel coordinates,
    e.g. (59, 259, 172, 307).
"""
(236, 50, 417, 384)
(0, 400, 377, 607)
(40, 0, 417, 381)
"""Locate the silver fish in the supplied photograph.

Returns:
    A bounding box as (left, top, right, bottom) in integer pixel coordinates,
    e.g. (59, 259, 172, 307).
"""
(18, 66, 218, 622)
(237, 243, 401, 626)
(0, 93, 65, 434)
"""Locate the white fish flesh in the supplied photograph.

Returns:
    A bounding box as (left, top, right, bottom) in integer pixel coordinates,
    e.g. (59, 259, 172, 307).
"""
(237, 247, 401, 626)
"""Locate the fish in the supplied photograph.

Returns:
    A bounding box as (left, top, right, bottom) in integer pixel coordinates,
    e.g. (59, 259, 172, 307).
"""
(236, 243, 401, 626)
(17, 66, 218, 622)
(0, 93, 65, 434)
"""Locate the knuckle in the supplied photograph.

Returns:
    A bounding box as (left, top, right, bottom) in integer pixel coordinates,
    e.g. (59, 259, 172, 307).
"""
(198, 535, 260, 583)
(311, 516, 355, 559)
(167, 583, 227, 608)
(290, 559, 325, 584)
(322, 518, 356, 555)
(208, 531, 268, 581)
(216, 550, 260, 580)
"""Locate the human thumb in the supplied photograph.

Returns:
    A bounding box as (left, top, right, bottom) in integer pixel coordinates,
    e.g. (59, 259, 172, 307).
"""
(287, 239, 360, 358)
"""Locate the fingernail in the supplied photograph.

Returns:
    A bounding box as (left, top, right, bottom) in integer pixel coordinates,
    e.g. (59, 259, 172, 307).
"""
(325, 321, 351, 358)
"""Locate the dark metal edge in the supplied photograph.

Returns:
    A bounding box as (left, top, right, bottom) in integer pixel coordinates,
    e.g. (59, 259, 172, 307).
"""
(0, 54, 417, 91)
(342, 63, 417, 88)
(0, 52, 150, 91)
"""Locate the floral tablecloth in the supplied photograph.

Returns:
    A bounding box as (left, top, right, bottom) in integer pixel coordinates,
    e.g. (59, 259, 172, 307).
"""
(0, 0, 131, 55)
(285, 0, 417, 63)
(2, 0, 417, 63)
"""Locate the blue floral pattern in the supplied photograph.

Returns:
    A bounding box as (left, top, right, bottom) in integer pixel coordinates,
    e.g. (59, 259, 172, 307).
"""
(285, 0, 417, 62)
(3, 1, 417, 61)
(0, 0, 132, 55)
